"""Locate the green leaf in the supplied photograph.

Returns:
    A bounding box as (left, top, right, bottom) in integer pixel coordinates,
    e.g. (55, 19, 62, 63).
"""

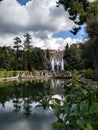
(52, 121, 64, 130)
(54, 98, 60, 105)
(63, 102, 70, 114)
(84, 122, 93, 130)
(76, 119, 85, 129)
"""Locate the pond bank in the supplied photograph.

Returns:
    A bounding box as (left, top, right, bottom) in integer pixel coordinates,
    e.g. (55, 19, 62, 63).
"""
(0, 71, 72, 82)
(0, 75, 50, 82)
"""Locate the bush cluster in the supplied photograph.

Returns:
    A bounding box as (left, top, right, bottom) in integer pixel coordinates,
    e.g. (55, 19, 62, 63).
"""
(84, 69, 98, 81)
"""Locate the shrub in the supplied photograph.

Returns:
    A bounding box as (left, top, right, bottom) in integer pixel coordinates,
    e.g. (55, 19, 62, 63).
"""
(84, 69, 94, 79)
(93, 69, 98, 81)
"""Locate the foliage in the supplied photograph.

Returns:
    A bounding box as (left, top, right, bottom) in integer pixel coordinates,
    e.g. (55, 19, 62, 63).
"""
(84, 69, 98, 81)
(58, 0, 98, 69)
(24, 33, 33, 71)
(13, 37, 22, 70)
(57, 0, 89, 23)
(64, 44, 82, 70)
(39, 71, 98, 130)
(86, 16, 98, 69)
(0, 33, 49, 71)
(57, 0, 98, 34)
(45, 49, 51, 70)
(80, 43, 94, 69)
(0, 46, 15, 70)
(84, 69, 94, 80)
(31, 68, 38, 75)
(32, 47, 48, 70)
(46, 49, 50, 60)
(0, 70, 31, 78)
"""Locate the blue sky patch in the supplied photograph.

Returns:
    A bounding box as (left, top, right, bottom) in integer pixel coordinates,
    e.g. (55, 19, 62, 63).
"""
(17, 0, 31, 5)
(52, 24, 88, 40)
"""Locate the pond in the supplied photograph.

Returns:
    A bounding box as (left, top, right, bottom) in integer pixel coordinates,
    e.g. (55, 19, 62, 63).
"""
(0, 79, 66, 130)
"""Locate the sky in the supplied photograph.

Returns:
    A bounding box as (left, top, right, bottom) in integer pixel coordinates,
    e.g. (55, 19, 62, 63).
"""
(0, 0, 88, 50)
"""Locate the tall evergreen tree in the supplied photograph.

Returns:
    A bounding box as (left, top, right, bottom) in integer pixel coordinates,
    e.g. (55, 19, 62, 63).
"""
(13, 37, 22, 70)
(24, 33, 32, 71)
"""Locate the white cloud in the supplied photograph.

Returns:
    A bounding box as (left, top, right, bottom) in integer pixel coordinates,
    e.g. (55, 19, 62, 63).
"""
(88, 0, 96, 2)
(0, 35, 81, 51)
(0, 0, 81, 50)
(0, 0, 29, 33)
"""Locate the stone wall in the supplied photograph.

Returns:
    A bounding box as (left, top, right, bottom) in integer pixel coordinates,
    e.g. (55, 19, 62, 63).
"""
(49, 50, 64, 60)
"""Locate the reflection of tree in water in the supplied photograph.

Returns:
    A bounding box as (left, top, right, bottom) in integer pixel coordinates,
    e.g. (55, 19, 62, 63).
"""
(0, 80, 50, 117)
(23, 97, 32, 117)
(0, 81, 16, 108)
(13, 98, 22, 113)
(0, 79, 66, 117)
(13, 81, 23, 113)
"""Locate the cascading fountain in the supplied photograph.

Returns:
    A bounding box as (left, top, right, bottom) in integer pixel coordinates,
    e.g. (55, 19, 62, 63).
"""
(51, 58, 64, 71)
(51, 58, 55, 71)
(61, 59, 64, 71)
(56, 59, 60, 71)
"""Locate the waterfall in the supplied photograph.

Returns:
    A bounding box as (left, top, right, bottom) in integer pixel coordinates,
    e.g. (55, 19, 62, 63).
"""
(51, 58, 64, 71)
(51, 58, 55, 71)
(61, 59, 64, 71)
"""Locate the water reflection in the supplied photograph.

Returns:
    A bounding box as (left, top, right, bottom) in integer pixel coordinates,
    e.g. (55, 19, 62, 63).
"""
(50, 79, 65, 95)
(0, 79, 65, 130)
(0, 106, 56, 130)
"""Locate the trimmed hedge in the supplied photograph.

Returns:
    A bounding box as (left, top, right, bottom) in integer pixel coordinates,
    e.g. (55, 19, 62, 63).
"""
(0, 71, 28, 78)
(84, 69, 98, 81)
